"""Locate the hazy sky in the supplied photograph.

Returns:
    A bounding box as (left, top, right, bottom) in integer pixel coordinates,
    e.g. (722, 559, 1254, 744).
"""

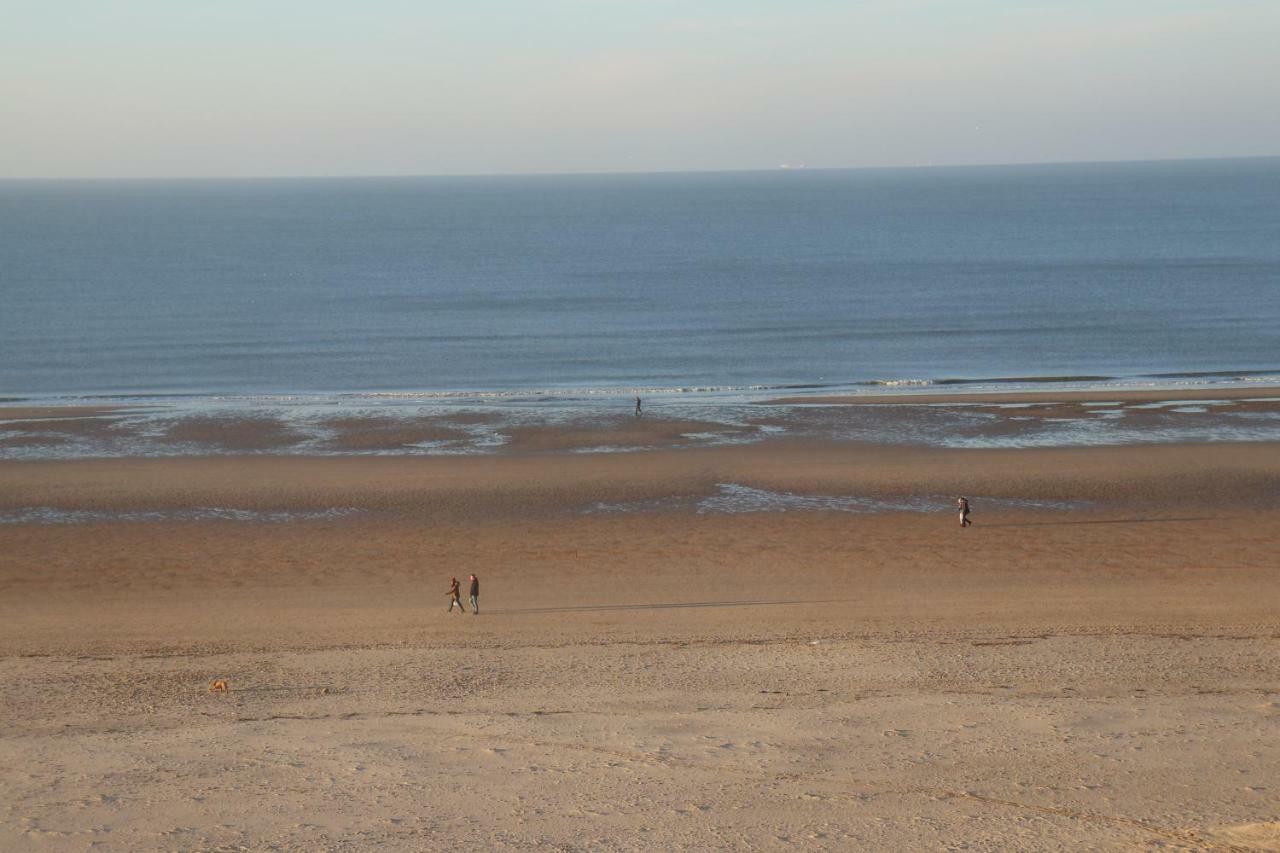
(3, 1, 1278, 178)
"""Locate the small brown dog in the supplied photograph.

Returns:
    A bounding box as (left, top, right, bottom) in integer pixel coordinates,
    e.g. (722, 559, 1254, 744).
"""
(209, 679, 228, 693)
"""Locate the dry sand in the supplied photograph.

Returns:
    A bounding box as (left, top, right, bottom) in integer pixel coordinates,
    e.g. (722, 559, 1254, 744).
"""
(2, 440, 1279, 850)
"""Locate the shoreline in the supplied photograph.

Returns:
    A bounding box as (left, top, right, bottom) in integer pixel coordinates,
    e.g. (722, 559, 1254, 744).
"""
(762, 385, 1280, 405)
(3, 385, 1280, 460)
(5, 383, 1280, 412)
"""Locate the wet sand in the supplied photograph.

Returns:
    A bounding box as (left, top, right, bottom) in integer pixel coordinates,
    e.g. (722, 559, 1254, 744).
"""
(0, 407, 136, 449)
(0, 406, 133, 422)
(2, 440, 1279, 850)
(4, 441, 1279, 517)
(6, 385, 1280, 459)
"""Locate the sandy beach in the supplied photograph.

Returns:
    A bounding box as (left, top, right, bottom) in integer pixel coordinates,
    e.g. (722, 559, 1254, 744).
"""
(6, 2, 1279, 843)
(2, 423, 1279, 851)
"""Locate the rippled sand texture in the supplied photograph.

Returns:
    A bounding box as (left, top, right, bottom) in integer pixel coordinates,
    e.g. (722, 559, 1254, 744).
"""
(2, 440, 1279, 850)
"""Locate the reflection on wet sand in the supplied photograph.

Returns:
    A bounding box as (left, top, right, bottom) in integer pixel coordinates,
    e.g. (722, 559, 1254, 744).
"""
(3, 387, 1280, 458)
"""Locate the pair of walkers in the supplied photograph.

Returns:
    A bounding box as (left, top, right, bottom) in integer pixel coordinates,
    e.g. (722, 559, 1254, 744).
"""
(447, 574, 480, 614)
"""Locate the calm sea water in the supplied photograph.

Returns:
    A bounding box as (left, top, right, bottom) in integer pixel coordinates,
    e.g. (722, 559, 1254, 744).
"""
(2, 158, 1279, 400)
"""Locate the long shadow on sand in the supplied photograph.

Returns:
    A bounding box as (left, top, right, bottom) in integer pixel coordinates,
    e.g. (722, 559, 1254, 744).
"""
(491, 598, 851, 615)
(983, 517, 1217, 528)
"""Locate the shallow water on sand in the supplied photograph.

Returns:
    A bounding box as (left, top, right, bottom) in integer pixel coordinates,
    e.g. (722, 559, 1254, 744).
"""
(0, 507, 364, 525)
(4, 391, 1280, 459)
(584, 484, 1093, 517)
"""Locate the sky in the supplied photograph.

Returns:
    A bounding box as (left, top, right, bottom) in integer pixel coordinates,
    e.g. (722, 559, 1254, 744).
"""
(2, 0, 1278, 178)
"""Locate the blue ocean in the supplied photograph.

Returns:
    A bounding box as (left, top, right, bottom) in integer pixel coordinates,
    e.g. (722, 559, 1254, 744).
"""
(2, 157, 1279, 400)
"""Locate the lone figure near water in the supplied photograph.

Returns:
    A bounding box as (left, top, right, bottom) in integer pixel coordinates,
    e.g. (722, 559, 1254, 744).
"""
(635, 396, 643, 417)
(958, 496, 972, 528)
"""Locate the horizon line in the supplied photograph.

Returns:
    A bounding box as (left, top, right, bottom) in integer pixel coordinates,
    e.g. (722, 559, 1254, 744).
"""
(2, 153, 1278, 184)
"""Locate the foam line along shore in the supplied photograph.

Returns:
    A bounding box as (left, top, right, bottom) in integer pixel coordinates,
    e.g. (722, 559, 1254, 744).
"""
(4, 381, 1280, 459)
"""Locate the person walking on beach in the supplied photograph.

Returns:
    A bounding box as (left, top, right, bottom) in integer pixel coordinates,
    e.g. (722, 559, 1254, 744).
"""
(447, 577, 465, 613)
(468, 573, 480, 615)
(635, 396, 643, 417)
(957, 496, 972, 528)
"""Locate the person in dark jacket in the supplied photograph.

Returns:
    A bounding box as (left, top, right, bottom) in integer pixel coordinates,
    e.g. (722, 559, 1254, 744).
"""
(468, 574, 480, 615)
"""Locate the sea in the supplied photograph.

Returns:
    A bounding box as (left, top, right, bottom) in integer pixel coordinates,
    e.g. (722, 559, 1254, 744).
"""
(2, 157, 1279, 456)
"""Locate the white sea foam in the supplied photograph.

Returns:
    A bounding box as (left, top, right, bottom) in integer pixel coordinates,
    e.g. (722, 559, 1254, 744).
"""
(868, 378, 934, 387)
(6, 378, 1280, 461)
(329, 384, 780, 401)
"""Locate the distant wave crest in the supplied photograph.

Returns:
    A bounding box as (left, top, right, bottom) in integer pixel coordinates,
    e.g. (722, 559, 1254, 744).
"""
(863, 378, 934, 387)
